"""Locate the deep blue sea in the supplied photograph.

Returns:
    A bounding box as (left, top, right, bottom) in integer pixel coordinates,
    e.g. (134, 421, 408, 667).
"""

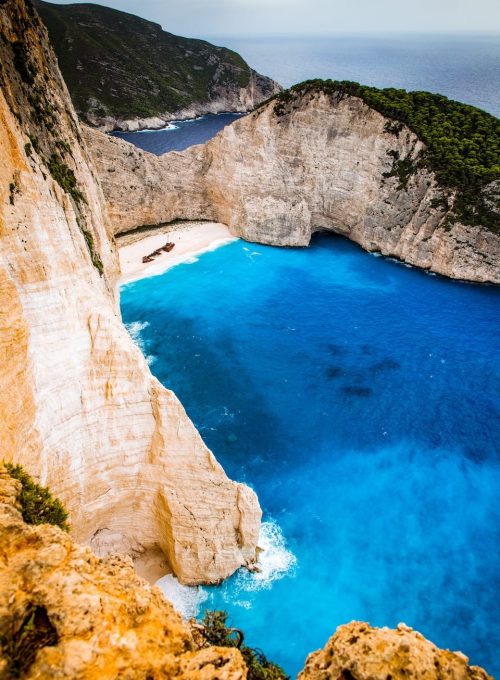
(119, 34, 500, 678)
(111, 112, 243, 154)
(121, 236, 500, 677)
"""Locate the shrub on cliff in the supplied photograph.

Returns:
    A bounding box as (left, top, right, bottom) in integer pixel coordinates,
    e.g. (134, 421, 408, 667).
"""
(199, 610, 289, 680)
(270, 80, 500, 232)
(5, 463, 69, 531)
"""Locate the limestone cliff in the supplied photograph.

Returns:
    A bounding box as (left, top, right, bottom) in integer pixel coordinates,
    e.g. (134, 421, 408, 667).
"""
(86, 88, 499, 283)
(0, 469, 493, 678)
(34, 0, 282, 132)
(0, 0, 261, 585)
(299, 621, 491, 680)
(0, 467, 247, 679)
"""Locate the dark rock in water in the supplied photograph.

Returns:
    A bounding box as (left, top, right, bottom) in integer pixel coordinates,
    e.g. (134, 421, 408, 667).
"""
(370, 358, 401, 372)
(326, 343, 346, 355)
(341, 386, 373, 397)
(325, 366, 343, 379)
(463, 447, 489, 463)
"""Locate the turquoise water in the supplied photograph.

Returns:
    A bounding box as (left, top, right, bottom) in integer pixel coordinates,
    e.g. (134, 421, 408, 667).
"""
(121, 235, 500, 676)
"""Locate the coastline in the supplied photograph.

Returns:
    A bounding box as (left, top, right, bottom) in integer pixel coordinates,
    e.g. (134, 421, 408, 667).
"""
(117, 221, 237, 285)
(91, 106, 253, 133)
(119, 220, 237, 585)
(110, 111, 243, 135)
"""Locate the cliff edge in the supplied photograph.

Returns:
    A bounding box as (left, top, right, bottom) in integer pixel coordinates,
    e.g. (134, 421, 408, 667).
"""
(86, 83, 499, 283)
(0, 466, 247, 679)
(299, 621, 491, 680)
(0, 467, 492, 678)
(0, 0, 261, 585)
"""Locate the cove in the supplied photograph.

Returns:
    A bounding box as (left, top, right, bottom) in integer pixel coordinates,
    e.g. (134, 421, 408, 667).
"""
(120, 234, 500, 677)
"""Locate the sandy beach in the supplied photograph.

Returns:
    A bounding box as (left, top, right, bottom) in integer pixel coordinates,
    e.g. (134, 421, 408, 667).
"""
(119, 221, 237, 585)
(117, 221, 237, 285)
(133, 547, 172, 585)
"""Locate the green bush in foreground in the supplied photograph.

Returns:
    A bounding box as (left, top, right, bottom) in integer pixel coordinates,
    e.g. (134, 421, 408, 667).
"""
(200, 610, 289, 680)
(5, 463, 69, 531)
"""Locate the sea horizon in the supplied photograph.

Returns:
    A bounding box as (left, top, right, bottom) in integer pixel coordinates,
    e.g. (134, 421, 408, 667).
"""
(203, 33, 500, 117)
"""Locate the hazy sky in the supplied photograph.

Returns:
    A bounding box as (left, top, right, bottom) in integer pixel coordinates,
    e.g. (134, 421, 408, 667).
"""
(48, 0, 500, 38)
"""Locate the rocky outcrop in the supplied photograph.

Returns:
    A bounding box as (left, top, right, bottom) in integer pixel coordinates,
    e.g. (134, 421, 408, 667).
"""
(0, 466, 247, 679)
(85, 89, 499, 283)
(0, 0, 261, 585)
(34, 0, 282, 132)
(299, 621, 491, 680)
(0, 468, 493, 678)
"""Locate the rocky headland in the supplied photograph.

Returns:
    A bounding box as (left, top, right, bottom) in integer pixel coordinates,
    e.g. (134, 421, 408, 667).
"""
(0, 0, 498, 675)
(85, 84, 500, 283)
(34, 0, 282, 132)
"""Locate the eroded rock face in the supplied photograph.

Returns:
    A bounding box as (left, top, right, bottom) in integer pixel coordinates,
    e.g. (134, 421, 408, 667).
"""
(0, 0, 261, 585)
(0, 471, 493, 679)
(86, 90, 499, 283)
(298, 621, 492, 680)
(0, 467, 247, 679)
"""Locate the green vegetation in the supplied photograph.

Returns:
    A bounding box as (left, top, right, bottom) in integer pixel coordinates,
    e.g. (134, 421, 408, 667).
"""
(0, 605, 59, 678)
(270, 80, 500, 231)
(46, 152, 85, 203)
(28, 135, 40, 155)
(11, 40, 35, 86)
(8, 181, 19, 205)
(33, 0, 274, 122)
(199, 610, 289, 680)
(382, 148, 418, 190)
(81, 227, 104, 276)
(5, 463, 69, 530)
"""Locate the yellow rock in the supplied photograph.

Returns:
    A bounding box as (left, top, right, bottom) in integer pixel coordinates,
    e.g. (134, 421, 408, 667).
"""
(298, 621, 492, 680)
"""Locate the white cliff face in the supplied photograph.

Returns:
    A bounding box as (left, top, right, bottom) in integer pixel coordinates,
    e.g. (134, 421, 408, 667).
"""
(0, 0, 261, 585)
(87, 90, 500, 283)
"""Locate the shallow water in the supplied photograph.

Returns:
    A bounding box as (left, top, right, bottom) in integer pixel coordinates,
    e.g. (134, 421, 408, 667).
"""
(121, 235, 500, 676)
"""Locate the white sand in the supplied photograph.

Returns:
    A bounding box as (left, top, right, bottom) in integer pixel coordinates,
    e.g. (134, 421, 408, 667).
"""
(133, 546, 172, 584)
(118, 221, 237, 285)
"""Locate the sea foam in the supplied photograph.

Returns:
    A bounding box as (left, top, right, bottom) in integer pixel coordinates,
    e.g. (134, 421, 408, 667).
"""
(155, 574, 208, 619)
(135, 123, 179, 133)
(125, 320, 155, 365)
(154, 520, 296, 620)
(237, 520, 297, 592)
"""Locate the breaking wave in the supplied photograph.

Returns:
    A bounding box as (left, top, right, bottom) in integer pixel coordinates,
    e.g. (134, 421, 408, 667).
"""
(125, 320, 156, 365)
(235, 520, 297, 592)
(155, 574, 208, 619)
